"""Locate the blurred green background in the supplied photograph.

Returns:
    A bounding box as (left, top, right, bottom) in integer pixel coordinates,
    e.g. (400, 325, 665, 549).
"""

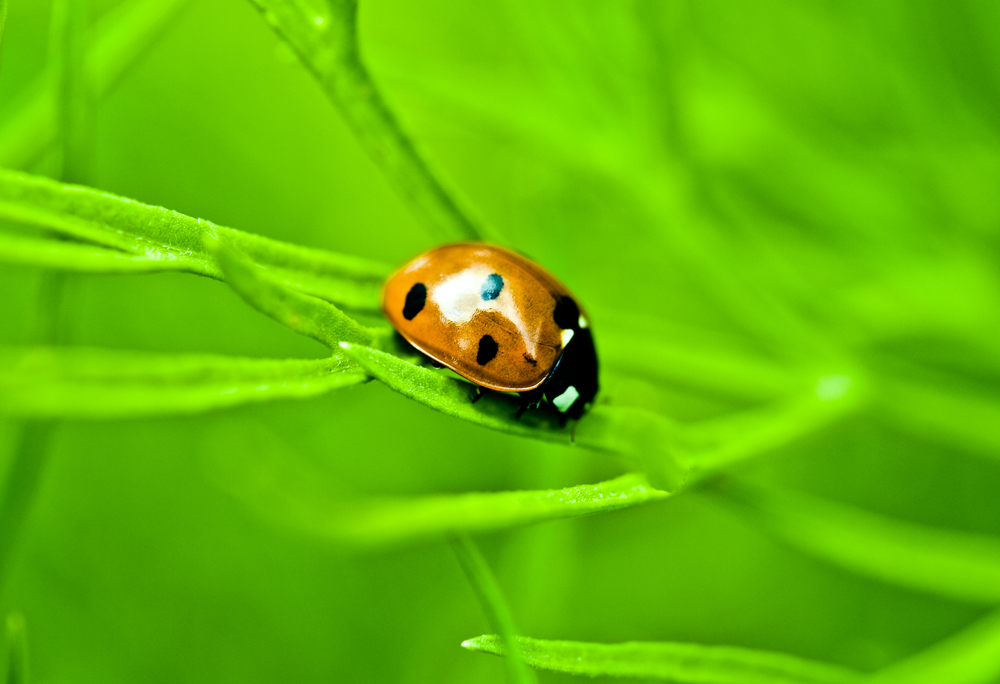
(2, 0, 1000, 682)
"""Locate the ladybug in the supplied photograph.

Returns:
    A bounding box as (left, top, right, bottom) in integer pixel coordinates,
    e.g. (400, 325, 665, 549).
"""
(382, 243, 599, 423)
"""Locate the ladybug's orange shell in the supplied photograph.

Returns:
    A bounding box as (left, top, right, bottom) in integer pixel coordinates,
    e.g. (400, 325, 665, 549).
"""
(381, 243, 582, 392)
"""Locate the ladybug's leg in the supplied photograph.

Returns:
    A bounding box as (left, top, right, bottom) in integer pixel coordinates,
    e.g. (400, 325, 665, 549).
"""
(515, 385, 544, 420)
(471, 387, 483, 404)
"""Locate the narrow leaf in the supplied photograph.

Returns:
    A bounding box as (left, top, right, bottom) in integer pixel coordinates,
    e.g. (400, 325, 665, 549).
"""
(339, 342, 689, 488)
(452, 536, 537, 684)
(0, 0, 192, 169)
(718, 484, 1000, 604)
(462, 634, 863, 684)
(867, 609, 1000, 684)
(684, 375, 864, 477)
(0, 0, 8, 58)
(0, 231, 192, 273)
(215, 468, 669, 549)
(0, 347, 366, 419)
(0, 168, 389, 308)
(50, 0, 91, 184)
(211, 238, 374, 348)
(248, 0, 488, 242)
(5, 613, 28, 684)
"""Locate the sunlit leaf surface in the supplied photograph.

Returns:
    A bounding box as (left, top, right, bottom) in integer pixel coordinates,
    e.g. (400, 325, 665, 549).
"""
(462, 635, 864, 684)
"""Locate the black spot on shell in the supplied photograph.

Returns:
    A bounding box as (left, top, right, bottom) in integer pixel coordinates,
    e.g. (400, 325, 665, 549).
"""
(481, 273, 504, 301)
(553, 295, 579, 329)
(403, 283, 426, 320)
(477, 335, 499, 365)
(523, 354, 537, 366)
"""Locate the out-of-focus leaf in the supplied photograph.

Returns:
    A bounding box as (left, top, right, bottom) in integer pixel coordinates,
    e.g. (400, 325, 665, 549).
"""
(0, 0, 193, 169)
(719, 484, 1000, 604)
(879, 373, 1000, 461)
(0, 0, 7, 58)
(4, 613, 28, 684)
(451, 535, 537, 684)
(214, 466, 669, 549)
(0, 347, 366, 419)
(684, 374, 864, 476)
(247, 0, 489, 243)
(50, 0, 90, 184)
(462, 634, 863, 684)
(339, 342, 690, 489)
(210, 238, 375, 349)
(0, 169, 388, 309)
(867, 609, 1000, 684)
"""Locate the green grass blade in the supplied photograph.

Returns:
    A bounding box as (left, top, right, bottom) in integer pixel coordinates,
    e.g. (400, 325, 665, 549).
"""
(451, 535, 537, 684)
(4, 613, 28, 684)
(0, 169, 389, 308)
(338, 342, 688, 486)
(213, 469, 669, 549)
(210, 238, 374, 348)
(0, 0, 192, 169)
(0, 0, 7, 60)
(867, 609, 1000, 684)
(684, 374, 864, 476)
(0, 347, 366, 419)
(718, 484, 1000, 604)
(50, 0, 91, 184)
(247, 0, 487, 242)
(462, 634, 863, 684)
(0, 231, 194, 273)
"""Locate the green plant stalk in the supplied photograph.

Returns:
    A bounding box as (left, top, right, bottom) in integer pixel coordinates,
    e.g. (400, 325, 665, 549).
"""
(4, 613, 28, 684)
(462, 634, 863, 684)
(0, 169, 390, 309)
(716, 482, 1000, 605)
(0, 0, 8, 59)
(867, 609, 1000, 684)
(215, 471, 670, 549)
(0, 0, 193, 169)
(0, 347, 367, 419)
(247, 0, 486, 243)
(50, 0, 91, 184)
(450, 535, 537, 684)
(210, 238, 375, 348)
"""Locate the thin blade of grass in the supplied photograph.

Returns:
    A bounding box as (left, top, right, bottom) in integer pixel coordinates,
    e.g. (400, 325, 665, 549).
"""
(247, 0, 488, 242)
(0, 0, 192, 169)
(4, 613, 28, 684)
(867, 609, 1000, 684)
(338, 342, 689, 489)
(0, 0, 7, 58)
(50, 0, 91, 183)
(0, 347, 366, 419)
(462, 634, 863, 684)
(0, 168, 388, 308)
(210, 238, 374, 348)
(214, 466, 669, 549)
(718, 484, 1000, 604)
(0, 231, 194, 272)
(451, 535, 537, 684)
(683, 373, 864, 477)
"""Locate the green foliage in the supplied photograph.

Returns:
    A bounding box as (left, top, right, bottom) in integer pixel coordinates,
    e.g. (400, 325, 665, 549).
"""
(212, 468, 668, 548)
(867, 610, 1000, 684)
(0, 1, 998, 683)
(0, 0, 193, 169)
(452, 536, 537, 684)
(0, 168, 389, 308)
(462, 635, 863, 684)
(4, 613, 28, 684)
(247, 0, 488, 243)
(0, 347, 365, 418)
(715, 483, 1000, 605)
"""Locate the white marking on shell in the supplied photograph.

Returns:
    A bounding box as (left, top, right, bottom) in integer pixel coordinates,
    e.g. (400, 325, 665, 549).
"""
(552, 386, 580, 413)
(561, 328, 575, 347)
(578, 315, 588, 329)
